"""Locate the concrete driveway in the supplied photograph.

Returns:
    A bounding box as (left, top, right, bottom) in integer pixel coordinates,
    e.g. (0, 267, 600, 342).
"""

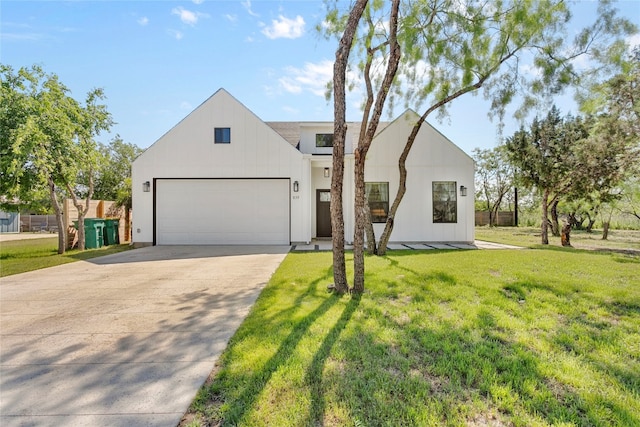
(0, 245, 289, 426)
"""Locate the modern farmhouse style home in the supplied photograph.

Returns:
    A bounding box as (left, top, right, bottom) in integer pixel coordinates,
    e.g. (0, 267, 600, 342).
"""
(132, 89, 474, 246)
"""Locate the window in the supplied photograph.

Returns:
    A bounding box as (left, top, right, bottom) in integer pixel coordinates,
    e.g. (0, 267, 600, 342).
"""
(316, 133, 334, 147)
(432, 181, 457, 223)
(366, 182, 389, 223)
(214, 127, 231, 144)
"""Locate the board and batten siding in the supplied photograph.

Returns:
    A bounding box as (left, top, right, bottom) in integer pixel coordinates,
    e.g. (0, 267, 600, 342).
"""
(364, 110, 475, 243)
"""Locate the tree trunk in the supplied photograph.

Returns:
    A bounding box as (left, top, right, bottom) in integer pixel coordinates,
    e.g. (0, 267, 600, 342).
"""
(47, 176, 66, 254)
(492, 194, 504, 227)
(331, 120, 348, 293)
(377, 124, 417, 256)
(124, 208, 131, 242)
(490, 203, 499, 227)
(353, 152, 367, 293)
(568, 212, 578, 228)
(364, 203, 376, 255)
(561, 222, 572, 247)
(550, 199, 560, 237)
(330, 0, 368, 294)
(377, 69, 496, 254)
(602, 221, 610, 240)
(352, 0, 401, 293)
(541, 189, 549, 245)
(66, 173, 94, 251)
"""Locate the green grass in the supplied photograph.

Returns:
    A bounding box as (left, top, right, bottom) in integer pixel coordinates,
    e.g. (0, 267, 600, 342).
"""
(475, 226, 640, 252)
(0, 237, 132, 277)
(182, 248, 640, 427)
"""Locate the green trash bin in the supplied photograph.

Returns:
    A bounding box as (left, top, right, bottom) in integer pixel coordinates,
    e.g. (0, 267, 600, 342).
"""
(103, 219, 120, 246)
(83, 218, 105, 249)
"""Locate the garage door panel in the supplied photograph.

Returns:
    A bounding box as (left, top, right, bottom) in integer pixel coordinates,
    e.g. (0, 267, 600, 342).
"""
(156, 179, 289, 245)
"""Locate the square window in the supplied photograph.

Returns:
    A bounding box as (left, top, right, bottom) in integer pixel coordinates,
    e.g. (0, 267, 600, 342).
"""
(433, 181, 457, 223)
(214, 127, 231, 144)
(316, 133, 334, 147)
(365, 182, 389, 223)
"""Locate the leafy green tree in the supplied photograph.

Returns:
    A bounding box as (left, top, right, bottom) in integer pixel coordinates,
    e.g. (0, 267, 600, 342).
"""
(473, 146, 514, 226)
(619, 177, 640, 224)
(93, 137, 143, 243)
(323, 0, 635, 288)
(0, 65, 50, 214)
(0, 65, 112, 253)
(375, 0, 635, 253)
(505, 97, 637, 244)
(64, 89, 113, 250)
(504, 107, 588, 244)
(94, 137, 143, 205)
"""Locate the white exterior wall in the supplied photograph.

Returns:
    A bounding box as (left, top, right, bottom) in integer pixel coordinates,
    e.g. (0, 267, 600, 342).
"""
(132, 89, 307, 245)
(365, 111, 475, 243)
(299, 123, 360, 155)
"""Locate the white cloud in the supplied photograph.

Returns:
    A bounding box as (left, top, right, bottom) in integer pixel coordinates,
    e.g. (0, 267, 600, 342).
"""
(280, 60, 333, 96)
(192, 0, 205, 4)
(171, 7, 208, 26)
(224, 14, 238, 23)
(278, 77, 303, 94)
(137, 16, 149, 26)
(262, 15, 305, 40)
(167, 29, 184, 40)
(242, 0, 259, 17)
(627, 33, 640, 50)
(180, 101, 193, 110)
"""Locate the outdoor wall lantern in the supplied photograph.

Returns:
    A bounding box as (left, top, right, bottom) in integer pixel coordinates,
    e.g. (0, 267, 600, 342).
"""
(324, 167, 330, 178)
(460, 185, 467, 197)
(293, 181, 299, 192)
(143, 181, 151, 192)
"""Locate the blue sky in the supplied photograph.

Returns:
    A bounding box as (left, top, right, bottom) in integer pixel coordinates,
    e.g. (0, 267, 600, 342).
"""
(2, 0, 639, 154)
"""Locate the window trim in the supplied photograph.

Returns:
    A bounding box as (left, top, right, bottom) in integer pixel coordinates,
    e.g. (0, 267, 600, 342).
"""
(365, 181, 389, 223)
(214, 127, 231, 144)
(315, 133, 334, 148)
(432, 181, 457, 224)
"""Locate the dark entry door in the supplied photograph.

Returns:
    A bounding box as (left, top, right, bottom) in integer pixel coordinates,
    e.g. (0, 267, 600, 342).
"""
(316, 189, 332, 238)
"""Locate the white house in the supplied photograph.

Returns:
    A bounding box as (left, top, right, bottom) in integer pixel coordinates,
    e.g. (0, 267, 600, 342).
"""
(131, 89, 474, 246)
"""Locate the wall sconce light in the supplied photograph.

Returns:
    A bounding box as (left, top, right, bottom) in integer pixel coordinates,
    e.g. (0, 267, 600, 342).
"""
(460, 185, 467, 197)
(293, 181, 299, 192)
(143, 181, 151, 192)
(324, 167, 330, 178)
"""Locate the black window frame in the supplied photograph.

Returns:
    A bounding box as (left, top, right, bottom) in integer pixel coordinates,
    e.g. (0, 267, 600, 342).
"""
(432, 181, 457, 223)
(365, 182, 389, 223)
(315, 133, 334, 147)
(214, 127, 231, 144)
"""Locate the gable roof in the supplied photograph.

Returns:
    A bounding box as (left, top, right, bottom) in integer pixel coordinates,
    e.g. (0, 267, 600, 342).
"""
(266, 122, 300, 147)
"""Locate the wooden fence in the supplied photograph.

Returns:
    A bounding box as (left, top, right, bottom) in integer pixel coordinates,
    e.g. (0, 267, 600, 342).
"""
(20, 215, 58, 233)
(475, 211, 516, 226)
(64, 199, 127, 248)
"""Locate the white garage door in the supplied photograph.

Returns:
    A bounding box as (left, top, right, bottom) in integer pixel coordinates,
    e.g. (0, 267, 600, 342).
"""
(156, 179, 290, 245)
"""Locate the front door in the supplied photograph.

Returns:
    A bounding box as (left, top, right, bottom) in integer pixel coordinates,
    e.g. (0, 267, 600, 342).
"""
(316, 189, 332, 238)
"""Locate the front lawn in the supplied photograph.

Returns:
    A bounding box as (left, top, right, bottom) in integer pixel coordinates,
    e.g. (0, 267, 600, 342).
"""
(183, 249, 640, 426)
(0, 237, 132, 277)
(475, 226, 640, 252)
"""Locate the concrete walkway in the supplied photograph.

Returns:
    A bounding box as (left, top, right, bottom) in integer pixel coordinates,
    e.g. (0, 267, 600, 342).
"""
(292, 240, 522, 251)
(0, 245, 289, 427)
